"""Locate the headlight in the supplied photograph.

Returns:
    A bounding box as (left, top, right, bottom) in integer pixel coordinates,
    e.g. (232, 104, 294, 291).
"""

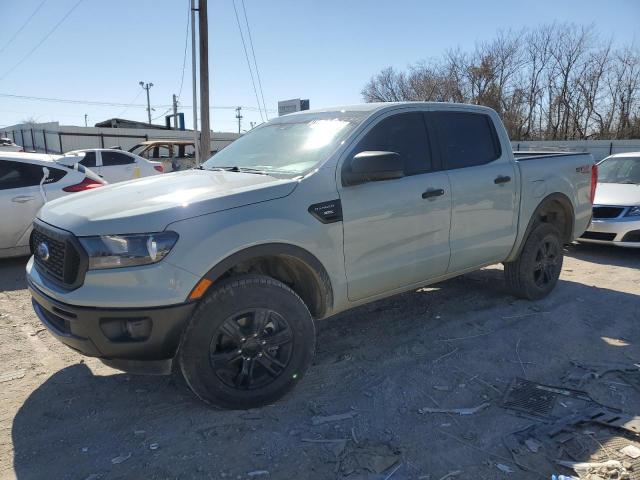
(79, 232, 178, 270)
(626, 206, 640, 217)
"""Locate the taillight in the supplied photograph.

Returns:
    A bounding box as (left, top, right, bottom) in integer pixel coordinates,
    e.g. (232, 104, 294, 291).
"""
(154, 165, 164, 172)
(19, 148, 24, 152)
(63, 177, 103, 192)
(589, 164, 598, 204)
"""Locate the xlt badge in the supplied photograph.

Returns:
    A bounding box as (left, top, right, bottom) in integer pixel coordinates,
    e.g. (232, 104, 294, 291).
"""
(308, 200, 343, 224)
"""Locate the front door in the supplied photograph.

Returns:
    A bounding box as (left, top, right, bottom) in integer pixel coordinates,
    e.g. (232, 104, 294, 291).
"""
(430, 110, 518, 272)
(99, 151, 137, 182)
(0, 160, 45, 250)
(339, 111, 452, 301)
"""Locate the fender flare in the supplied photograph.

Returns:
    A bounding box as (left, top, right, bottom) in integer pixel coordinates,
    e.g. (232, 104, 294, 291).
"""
(511, 192, 576, 259)
(202, 243, 334, 318)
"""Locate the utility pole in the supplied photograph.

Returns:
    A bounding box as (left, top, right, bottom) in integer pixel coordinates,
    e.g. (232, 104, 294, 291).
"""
(139, 81, 154, 124)
(198, 0, 210, 160)
(235, 106, 242, 134)
(172, 94, 178, 129)
(190, 0, 199, 164)
(84, 114, 88, 127)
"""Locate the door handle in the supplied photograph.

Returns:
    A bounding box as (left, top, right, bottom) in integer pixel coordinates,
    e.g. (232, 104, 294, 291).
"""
(494, 175, 511, 184)
(422, 188, 445, 199)
(11, 195, 35, 203)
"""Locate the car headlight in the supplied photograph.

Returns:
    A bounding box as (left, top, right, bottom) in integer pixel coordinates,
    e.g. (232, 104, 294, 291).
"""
(626, 206, 640, 217)
(79, 232, 178, 270)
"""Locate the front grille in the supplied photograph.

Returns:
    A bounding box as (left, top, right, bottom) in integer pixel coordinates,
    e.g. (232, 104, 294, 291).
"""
(30, 221, 86, 289)
(581, 231, 616, 241)
(593, 206, 624, 219)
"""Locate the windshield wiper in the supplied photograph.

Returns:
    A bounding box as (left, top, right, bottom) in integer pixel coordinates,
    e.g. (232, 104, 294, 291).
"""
(206, 166, 273, 176)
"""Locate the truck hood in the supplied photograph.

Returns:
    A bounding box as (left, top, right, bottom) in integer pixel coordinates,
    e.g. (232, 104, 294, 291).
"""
(594, 182, 640, 207)
(38, 169, 298, 236)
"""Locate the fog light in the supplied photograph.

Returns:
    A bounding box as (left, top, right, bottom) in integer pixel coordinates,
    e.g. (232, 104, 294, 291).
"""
(125, 318, 152, 340)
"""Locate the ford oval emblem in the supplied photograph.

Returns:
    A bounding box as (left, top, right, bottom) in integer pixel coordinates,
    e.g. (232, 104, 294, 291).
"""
(36, 242, 50, 261)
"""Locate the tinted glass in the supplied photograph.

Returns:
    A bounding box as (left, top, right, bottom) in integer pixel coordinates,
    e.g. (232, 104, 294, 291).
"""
(353, 112, 432, 175)
(0, 160, 58, 190)
(79, 151, 97, 167)
(434, 112, 500, 169)
(102, 151, 134, 166)
(597, 157, 640, 184)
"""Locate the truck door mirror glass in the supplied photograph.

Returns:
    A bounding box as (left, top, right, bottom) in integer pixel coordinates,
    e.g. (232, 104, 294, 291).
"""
(343, 151, 405, 186)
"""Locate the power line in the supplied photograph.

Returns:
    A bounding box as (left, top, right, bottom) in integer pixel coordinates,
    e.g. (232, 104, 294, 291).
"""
(0, 92, 277, 112)
(116, 90, 143, 117)
(0, 0, 84, 82)
(176, 0, 191, 101)
(231, 0, 264, 122)
(240, 0, 268, 120)
(0, 0, 49, 55)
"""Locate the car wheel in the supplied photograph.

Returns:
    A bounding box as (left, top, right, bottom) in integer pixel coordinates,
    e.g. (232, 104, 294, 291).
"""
(178, 275, 315, 409)
(504, 223, 564, 300)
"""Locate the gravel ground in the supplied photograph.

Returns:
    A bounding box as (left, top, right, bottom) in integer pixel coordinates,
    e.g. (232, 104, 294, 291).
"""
(0, 243, 638, 480)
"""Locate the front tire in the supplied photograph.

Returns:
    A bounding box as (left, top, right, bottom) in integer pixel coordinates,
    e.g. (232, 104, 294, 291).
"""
(504, 223, 564, 300)
(178, 275, 315, 409)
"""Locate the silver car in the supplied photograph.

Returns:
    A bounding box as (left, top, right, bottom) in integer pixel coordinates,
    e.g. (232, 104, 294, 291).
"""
(580, 152, 640, 247)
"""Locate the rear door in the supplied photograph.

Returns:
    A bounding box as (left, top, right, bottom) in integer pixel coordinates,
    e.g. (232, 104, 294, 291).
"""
(339, 111, 452, 301)
(99, 151, 137, 183)
(0, 160, 46, 249)
(430, 110, 517, 272)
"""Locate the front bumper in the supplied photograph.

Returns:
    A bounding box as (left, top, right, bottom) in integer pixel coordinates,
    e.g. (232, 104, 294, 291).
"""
(579, 215, 640, 248)
(29, 279, 196, 373)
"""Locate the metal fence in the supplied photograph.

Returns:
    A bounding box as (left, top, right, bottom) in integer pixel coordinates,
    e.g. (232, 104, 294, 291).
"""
(1, 124, 240, 155)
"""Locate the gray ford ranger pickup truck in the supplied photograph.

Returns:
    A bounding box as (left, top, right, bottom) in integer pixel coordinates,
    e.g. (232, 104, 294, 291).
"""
(27, 102, 596, 409)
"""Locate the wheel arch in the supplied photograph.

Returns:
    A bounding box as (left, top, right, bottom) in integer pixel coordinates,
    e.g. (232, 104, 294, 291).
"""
(202, 243, 334, 319)
(513, 192, 575, 258)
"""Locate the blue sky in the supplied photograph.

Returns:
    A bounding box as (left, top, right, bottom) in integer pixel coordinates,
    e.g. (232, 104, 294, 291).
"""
(1, 0, 639, 132)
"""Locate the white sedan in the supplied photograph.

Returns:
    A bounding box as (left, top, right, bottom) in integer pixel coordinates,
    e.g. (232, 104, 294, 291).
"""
(579, 152, 640, 247)
(0, 152, 106, 258)
(0, 137, 23, 152)
(60, 148, 164, 183)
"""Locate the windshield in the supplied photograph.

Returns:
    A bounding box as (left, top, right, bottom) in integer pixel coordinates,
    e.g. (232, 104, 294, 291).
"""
(202, 112, 366, 176)
(598, 156, 640, 184)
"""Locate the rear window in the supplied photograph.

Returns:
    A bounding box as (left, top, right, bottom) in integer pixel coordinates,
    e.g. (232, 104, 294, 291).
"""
(433, 112, 501, 170)
(102, 151, 135, 166)
(0, 161, 66, 190)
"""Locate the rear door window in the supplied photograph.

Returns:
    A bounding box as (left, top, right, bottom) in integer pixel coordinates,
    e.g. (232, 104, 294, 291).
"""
(351, 112, 433, 176)
(101, 151, 135, 166)
(0, 161, 54, 189)
(433, 112, 501, 170)
(79, 151, 97, 167)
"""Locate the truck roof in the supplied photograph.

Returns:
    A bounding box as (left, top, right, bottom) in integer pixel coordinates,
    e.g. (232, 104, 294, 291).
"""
(280, 101, 497, 118)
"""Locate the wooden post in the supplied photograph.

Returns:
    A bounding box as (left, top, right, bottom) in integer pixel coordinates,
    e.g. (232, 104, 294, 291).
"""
(198, 0, 211, 160)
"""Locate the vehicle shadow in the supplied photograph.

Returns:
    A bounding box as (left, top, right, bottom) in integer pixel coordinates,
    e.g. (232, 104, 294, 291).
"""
(11, 270, 640, 479)
(566, 241, 640, 268)
(0, 256, 29, 292)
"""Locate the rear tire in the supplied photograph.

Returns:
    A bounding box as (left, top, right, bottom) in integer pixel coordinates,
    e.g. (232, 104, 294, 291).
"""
(504, 223, 564, 300)
(178, 275, 315, 409)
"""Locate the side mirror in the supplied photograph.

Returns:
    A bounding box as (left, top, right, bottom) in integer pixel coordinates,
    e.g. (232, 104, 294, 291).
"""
(343, 151, 404, 186)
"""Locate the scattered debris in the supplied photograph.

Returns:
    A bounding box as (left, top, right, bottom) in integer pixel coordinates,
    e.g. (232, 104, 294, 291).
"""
(301, 437, 348, 443)
(525, 438, 541, 453)
(501, 378, 594, 419)
(339, 441, 401, 478)
(247, 470, 269, 477)
(311, 411, 357, 426)
(556, 459, 630, 479)
(432, 348, 459, 365)
(432, 385, 451, 391)
(149, 443, 159, 450)
(437, 471, 461, 480)
(418, 402, 490, 416)
(110, 453, 131, 464)
(0, 369, 26, 383)
(133, 430, 145, 436)
(496, 463, 514, 473)
(620, 444, 640, 459)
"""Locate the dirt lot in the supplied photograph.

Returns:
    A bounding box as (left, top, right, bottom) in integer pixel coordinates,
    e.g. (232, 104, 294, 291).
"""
(0, 243, 638, 480)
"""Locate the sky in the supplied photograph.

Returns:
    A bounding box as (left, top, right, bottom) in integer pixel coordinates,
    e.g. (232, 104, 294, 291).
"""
(1, 0, 639, 133)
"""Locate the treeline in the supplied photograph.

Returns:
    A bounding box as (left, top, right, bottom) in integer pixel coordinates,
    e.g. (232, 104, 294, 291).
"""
(362, 24, 640, 140)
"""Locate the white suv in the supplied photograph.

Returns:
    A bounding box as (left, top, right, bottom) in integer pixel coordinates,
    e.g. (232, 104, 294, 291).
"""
(61, 149, 163, 183)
